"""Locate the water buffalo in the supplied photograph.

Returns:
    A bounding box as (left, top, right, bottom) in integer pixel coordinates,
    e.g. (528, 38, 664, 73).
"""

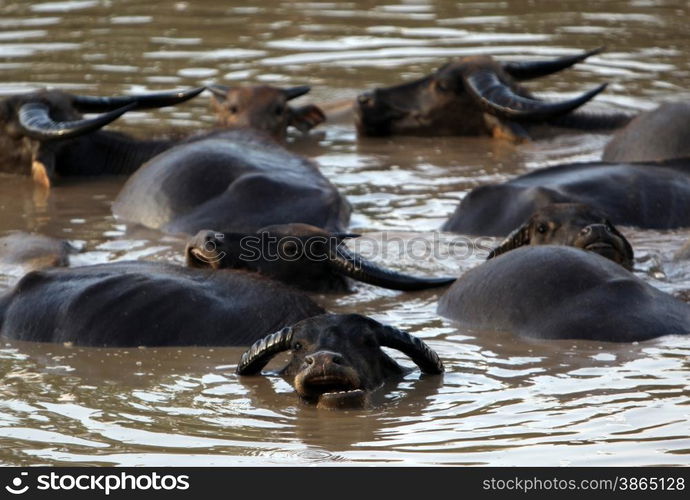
(236, 313, 444, 409)
(185, 223, 456, 292)
(112, 128, 351, 235)
(0, 232, 75, 271)
(443, 158, 690, 235)
(0, 261, 323, 346)
(0, 87, 204, 186)
(208, 84, 325, 140)
(486, 203, 634, 270)
(438, 246, 690, 342)
(355, 48, 631, 139)
(603, 102, 690, 162)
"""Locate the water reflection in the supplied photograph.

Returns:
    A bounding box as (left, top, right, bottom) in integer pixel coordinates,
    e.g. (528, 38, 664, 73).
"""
(0, 0, 689, 466)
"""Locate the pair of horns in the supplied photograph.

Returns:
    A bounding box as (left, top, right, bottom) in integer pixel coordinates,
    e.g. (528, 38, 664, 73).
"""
(236, 320, 444, 376)
(18, 87, 204, 141)
(465, 47, 607, 121)
(207, 84, 311, 101)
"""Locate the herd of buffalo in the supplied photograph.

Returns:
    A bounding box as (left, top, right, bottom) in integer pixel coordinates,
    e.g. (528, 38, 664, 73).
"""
(1, 47, 689, 409)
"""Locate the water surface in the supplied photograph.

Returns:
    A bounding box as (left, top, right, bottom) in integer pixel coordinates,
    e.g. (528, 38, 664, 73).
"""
(0, 0, 689, 466)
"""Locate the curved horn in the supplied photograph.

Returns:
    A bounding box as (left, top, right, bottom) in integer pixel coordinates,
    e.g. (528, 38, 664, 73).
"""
(71, 87, 205, 113)
(465, 70, 607, 121)
(487, 223, 531, 260)
(604, 220, 635, 270)
(18, 102, 136, 141)
(236, 327, 294, 375)
(503, 47, 604, 81)
(284, 85, 311, 101)
(377, 325, 444, 374)
(328, 245, 456, 291)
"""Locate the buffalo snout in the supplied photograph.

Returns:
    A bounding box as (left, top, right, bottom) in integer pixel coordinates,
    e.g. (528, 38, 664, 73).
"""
(574, 223, 633, 270)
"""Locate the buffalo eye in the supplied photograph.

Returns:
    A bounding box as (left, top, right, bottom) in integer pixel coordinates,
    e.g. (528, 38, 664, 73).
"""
(229, 105, 238, 114)
(536, 223, 548, 234)
(292, 342, 302, 351)
(274, 104, 285, 116)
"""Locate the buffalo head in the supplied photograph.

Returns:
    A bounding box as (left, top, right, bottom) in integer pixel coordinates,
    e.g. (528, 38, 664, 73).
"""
(0, 87, 204, 186)
(185, 223, 456, 292)
(355, 48, 606, 139)
(207, 84, 325, 140)
(487, 203, 634, 269)
(236, 313, 444, 409)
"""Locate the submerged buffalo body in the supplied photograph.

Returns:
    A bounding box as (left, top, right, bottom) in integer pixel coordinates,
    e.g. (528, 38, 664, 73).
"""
(438, 246, 690, 342)
(0, 261, 323, 346)
(355, 48, 630, 140)
(603, 102, 690, 163)
(237, 313, 444, 409)
(112, 129, 351, 235)
(443, 159, 690, 235)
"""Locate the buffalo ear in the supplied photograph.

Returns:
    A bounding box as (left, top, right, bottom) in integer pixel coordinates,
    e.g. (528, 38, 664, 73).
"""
(487, 222, 531, 260)
(207, 84, 230, 102)
(607, 220, 635, 269)
(207, 85, 231, 116)
(289, 104, 326, 132)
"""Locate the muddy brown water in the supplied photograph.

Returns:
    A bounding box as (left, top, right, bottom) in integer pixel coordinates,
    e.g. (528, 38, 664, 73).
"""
(0, 0, 689, 466)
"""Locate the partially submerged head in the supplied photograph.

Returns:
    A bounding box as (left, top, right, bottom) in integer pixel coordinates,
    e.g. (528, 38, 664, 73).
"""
(236, 313, 444, 409)
(207, 84, 325, 140)
(487, 203, 634, 269)
(185, 223, 456, 292)
(355, 48, 606, 138)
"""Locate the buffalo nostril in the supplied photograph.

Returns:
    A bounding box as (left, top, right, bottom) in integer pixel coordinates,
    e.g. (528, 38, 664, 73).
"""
(305, 356, 315, 365)
(332, 355, 343, 365)
(580, 226, 592, 236)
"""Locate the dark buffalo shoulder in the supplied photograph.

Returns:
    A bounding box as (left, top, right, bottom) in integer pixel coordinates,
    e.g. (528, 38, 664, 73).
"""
(443, 159, 690, 235)
(0, 261, 324, 347)
(438, 246, 690, 342)
(113, 129, 351, 235)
